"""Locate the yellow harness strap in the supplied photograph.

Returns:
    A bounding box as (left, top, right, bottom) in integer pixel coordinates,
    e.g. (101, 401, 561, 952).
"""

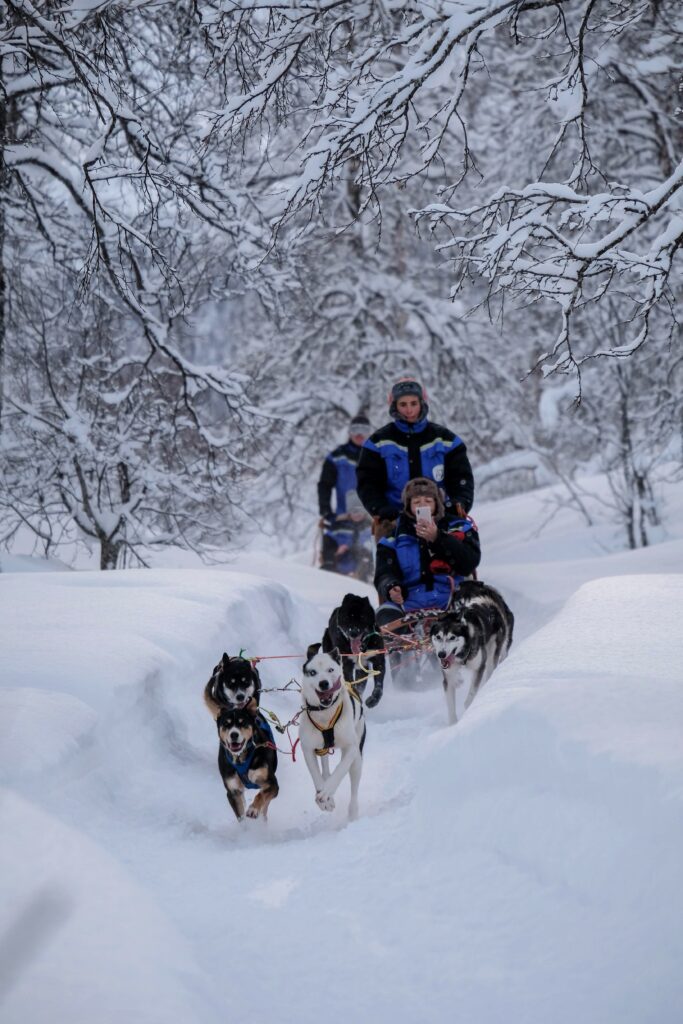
(309, 700, 344, 756)
(350, 651, 380, 690)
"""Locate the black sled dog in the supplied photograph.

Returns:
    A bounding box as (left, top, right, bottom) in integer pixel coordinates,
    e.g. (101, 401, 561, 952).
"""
(430, 581, 514, 725)
(216, 706, 279, 821)
(322, 593, 385, 708)
(204, 653, 261, 719)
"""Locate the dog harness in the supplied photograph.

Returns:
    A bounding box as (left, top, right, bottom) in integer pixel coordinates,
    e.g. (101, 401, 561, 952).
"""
(307, 688, 365, 757)
(308, 701, 344, 757)
(223, 717, 275, 789)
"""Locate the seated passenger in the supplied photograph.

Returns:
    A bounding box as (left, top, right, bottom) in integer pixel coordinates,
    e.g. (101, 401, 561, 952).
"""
(322, 491, 373, 580)
(374, 477, 481, 634)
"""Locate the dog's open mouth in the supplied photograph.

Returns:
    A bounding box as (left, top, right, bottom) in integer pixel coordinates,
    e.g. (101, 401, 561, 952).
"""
(228, 739, 246, 754)
(438, 652, 455, 670)
(315, 679, 342, 707)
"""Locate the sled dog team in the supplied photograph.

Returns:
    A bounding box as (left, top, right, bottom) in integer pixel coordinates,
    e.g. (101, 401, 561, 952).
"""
(204, 584, 514, 824)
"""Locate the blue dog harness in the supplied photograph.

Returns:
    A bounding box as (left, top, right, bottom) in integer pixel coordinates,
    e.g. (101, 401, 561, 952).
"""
(224, 717, 275, 790)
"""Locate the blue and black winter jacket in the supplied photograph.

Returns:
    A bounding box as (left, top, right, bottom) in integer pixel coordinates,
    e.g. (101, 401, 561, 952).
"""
(357, 419, 474, 520)
(375, 512, 481, 611)
(318, 440, 363, 517)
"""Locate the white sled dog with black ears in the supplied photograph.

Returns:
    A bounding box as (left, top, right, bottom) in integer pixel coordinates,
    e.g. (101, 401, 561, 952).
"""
(430, 580, 514, 725)
(299, 643, 366, 821)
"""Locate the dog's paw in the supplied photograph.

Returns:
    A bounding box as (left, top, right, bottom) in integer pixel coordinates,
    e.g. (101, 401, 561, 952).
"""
(316, 791, 335, 812)
(245, 805, 260, 819)
(365, 686, 383, 708)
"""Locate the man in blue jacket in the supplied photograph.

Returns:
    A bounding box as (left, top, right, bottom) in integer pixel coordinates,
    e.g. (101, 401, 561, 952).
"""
(357, 378, 474, 524)
(318, 414, 371, 572)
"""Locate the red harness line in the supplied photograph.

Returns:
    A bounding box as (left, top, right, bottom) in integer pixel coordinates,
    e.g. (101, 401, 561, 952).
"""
(246, 620, 439, 667)
(273, 727, 300, 762)
(258, 706, 303, 761)
(249, 650, 388, 662)
(248, 610, 446, 757)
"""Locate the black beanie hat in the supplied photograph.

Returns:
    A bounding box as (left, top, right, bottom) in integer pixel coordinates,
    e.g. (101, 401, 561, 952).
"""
(349, 414, 371, 434)
(388, 379, 429, 421)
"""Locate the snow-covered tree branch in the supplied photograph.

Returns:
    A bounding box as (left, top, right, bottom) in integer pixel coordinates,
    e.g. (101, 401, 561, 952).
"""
(204, 0, 682, 376)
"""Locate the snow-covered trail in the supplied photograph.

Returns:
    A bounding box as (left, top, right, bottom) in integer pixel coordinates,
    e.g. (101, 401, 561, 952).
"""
(2, 482, 683, 1024)
(2, 564, 456, 1023)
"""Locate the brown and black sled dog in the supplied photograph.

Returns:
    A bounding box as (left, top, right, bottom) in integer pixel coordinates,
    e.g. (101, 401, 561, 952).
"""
(204, 654, 278, 821)
(216, 706, 279, 821)
(204, 653, 262, 718)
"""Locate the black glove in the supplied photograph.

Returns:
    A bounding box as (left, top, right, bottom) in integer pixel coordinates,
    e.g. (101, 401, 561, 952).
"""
(320, 513, 336, 530)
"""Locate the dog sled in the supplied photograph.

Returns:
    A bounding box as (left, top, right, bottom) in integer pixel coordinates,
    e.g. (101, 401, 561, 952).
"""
(379, 607, 445, 689)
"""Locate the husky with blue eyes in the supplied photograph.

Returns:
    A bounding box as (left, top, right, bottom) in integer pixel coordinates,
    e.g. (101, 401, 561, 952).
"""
(299, 643, 366, 821)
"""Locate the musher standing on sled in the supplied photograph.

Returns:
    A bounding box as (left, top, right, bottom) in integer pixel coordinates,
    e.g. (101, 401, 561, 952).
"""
(356, 378, 474, 528)
(318, 414, 372, 574)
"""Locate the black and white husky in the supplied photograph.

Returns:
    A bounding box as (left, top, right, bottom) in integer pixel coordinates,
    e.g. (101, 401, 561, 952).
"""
(299, 643, 366, 821)
(430, 581, 514, 725)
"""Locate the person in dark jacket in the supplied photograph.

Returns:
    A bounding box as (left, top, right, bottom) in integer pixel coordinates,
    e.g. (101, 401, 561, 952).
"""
(374, 477, 480, 633)
(357, 378, 474, 525)
(318, 414, 371, 572)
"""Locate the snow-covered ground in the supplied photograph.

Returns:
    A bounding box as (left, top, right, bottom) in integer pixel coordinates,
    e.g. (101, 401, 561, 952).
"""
(1, 480, 682, 1024)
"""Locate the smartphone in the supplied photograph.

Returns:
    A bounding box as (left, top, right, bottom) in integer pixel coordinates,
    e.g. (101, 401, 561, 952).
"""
(415, 506, 432, 524)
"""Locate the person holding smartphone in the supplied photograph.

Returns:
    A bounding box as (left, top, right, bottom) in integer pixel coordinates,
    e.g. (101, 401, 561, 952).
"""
(374, 477, 480, 625)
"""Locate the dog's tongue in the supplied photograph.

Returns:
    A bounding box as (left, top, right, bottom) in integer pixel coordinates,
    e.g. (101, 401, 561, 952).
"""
(316, 678, 342, 705)
(350, 636, 362, 655)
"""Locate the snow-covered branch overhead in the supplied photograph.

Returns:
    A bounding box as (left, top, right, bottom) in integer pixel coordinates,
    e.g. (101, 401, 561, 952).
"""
(203, 0, 683, 373)
(1, 0, 280, 419)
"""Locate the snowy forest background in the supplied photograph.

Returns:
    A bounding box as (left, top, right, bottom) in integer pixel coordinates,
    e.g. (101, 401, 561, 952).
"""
(1, 0, 681, 570)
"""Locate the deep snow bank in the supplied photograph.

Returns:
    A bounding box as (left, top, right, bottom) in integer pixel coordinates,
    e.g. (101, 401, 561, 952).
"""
(0, 790, 218, 1024)
(1, 562, 681, 1024)
(403, 574, 683, 1022)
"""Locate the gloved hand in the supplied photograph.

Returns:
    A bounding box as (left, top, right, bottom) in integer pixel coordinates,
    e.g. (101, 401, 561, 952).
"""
(319, 513, 336, 530)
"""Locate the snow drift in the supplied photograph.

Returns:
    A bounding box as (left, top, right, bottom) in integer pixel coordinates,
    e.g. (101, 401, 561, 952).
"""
(1, 527, 682, 1023)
